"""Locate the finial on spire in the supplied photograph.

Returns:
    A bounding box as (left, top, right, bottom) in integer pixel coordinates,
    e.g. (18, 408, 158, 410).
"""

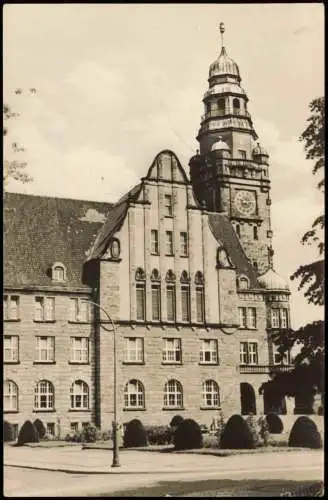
(219, 22, 225, 48)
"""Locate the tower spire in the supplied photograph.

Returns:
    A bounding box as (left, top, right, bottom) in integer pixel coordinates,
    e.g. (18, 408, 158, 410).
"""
(219, 22, 225, 53)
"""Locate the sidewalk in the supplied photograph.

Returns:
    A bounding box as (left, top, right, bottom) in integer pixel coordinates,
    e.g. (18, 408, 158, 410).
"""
(4, 444, 324, 476)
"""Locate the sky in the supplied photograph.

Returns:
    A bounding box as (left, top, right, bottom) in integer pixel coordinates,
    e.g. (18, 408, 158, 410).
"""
(3, 3, 324, 329)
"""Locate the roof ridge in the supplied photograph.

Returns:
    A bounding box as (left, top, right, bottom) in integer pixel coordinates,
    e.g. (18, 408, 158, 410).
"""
(4, 191, 114, 206)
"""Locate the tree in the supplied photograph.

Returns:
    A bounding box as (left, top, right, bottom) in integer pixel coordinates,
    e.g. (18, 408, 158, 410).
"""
(260, 98, 324, 412)
(290, 97, 324, 306)
(3, 89, 35, 187)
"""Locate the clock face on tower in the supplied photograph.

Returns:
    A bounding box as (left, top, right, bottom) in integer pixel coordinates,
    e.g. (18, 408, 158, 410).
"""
(234, 190, 256, 216)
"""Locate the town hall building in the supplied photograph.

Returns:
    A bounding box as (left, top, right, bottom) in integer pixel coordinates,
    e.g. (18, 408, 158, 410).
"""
(4, 25, 296, 438)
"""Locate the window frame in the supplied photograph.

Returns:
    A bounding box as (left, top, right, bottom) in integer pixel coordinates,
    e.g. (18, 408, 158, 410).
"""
(163, 379, 183, 409)
(124, 379, 145, 409)
(4, 335, 19, 363)
(181, 285, 191, 322)
(69, 298, 90, 323)
(70, 380, 90, 410)
(3, 294, 20, 321)
(124, 337, 144, 364)
(202, 379, 220, 408)
(165, 230, 174, 256)
(179, 232, 188, 257)
(136, 283, 146, 322)
(35, 336, 55, 363)
(239, 341, 258, 365)
(150, 229, 159, 255)
(164, 194, 173, 217)
(162, 338, 182, 364)
(151, 284, 161, 322)
(4, 380, 19, 412)
(34, 380, 55, 411)
(34, 296, 55, 322)
(166, 285, 176, 322)
(70, 337, 89, 364)
(199, 339, 218, 365)
(195, 286, 205, 323)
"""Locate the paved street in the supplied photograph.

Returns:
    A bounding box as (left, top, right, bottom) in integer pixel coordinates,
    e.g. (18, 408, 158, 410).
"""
(4, 446, 324, 497)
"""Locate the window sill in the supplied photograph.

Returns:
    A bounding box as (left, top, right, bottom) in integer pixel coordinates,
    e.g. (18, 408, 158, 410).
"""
(122, 361, 145, 365)
(33, 409, 56, 413)
(180, 255, 189, 258)
(4, 410, 19, 414)
(123, 407, 146, 411)
(68, 409, 90, 412)
(68, 361, 90, 365)
(162, 407, 185, 411)
(33, 320, 56, 324)
(164, 215, 174, 219)
(4, 360, 20, 365)
(4, 319, 21, 322)
(161, 362, 182, 365)
(68, 321, 91, 325)
(150, 252, 160, 257)
(199, 362, 219, 366)
(33, 361, 56, 365)
(200, 406, 220, 410)
(165, 254, 174, 257)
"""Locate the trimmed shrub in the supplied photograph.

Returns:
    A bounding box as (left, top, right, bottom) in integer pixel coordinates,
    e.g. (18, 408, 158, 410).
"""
(266, 413, 284, 434)
(81, 423, 97, 443)
(146, 425, 173, 445)
(258, 416, 269, 446)
(123, 419, 148, 448)
(33, 419, 46, 440)
(17, 420, 39, 446)
(101, 430, 111, 441)
(65, 434, 72, 442)
(72, 431, 82, 443)
(245, 413, 261, 447)
(202, 433, 219, 449)
(288, 416, 322, 449)
(170, 415, 184, 428)
(174, 418, 203, 450)
(4, 421, 15, 442)
(220, 414, 256, 450)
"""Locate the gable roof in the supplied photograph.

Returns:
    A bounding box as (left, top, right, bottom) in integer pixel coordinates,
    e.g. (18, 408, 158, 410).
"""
(208, 213, 259, 288)
(4, 192, 113, 290)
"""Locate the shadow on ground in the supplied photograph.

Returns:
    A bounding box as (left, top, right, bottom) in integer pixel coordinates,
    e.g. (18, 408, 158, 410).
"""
(89, 479, 324, 497)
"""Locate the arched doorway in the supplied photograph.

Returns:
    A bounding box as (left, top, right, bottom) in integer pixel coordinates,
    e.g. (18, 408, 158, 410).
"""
(263, 386, 287, 415)
(240, 383, 257, 415)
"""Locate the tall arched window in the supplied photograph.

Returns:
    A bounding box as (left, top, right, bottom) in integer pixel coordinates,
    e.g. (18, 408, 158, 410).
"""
(4, 380, 18, 411)
(217, 98, 225, 115)
(52, 262, 66, 282)
(238, 276, 249, 290)
(233, 98, 240, 115)
(164, 379, 183, 408)
(124, 379, 145, 409)
(34, 380, 54, 410)
(202, 380, 220, 408)
(70, 380, 89, 409)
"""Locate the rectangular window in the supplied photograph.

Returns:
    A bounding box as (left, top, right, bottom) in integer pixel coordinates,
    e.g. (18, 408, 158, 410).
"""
(136, 284, 146, 321)
(165, 231, 174, 255)
(248, 342, 258, 365)
(35, 336, 55, 362)
(181, 286, 190, 322)
(280, 308, 288, 329)
(70, 337, 89, 363)
(238, 149, 247, 159)
(196, 287, 205, 323)
(248, 308, 257, 329)
(151, 229, 159, 254)
(200, 339, 218, 364)
(4, 295, 20, 320)
(180, 232, 188, 257)
(151, 285, 161, 321)
(70, 298, 90, 322)
(239, 307, 247, 328)
(35, 296, 55, 321)
(162, 338, 182, 363)
(271, 309, 280, 329)
(46, 423, 55, 437)
(124, 337, 144, 363)
(70, 422, 79, 433)
(166, 286, 176, 322)
(164, 194, 173, 216)
(240, 342, 248, 364)
(4, 336, 19, 363)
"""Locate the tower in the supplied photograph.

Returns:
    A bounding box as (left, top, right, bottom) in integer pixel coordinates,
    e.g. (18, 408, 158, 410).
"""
(190, 23, 273, 275)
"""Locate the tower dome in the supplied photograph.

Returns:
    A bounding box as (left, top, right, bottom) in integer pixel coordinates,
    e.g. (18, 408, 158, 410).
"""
(211, 136, 230, 152)
(257, 268, 289, 291)
(209, 46, 240, 80)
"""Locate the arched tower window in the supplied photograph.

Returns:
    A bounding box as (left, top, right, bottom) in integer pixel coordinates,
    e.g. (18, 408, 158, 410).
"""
(236, 224, 240, 237)
(253, 226, 258, 240)
(233, 98, 240, 115)
(217, 98, 225, 116)
(206, 101, 211, 114)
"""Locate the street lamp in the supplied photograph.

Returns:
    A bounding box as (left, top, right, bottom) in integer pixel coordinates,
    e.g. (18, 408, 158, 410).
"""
(83, 299, 120, 468)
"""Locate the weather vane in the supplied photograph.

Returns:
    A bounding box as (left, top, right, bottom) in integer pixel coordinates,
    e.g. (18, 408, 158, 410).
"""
(219, 22, 225, 48)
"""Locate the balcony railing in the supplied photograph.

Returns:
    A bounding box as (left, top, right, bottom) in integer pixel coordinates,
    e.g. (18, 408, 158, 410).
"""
(239, 364, 293, 374)
(201, 108, 251, 121)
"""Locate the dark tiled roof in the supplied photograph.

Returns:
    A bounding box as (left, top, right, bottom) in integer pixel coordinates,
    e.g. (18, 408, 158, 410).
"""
(208, 213, 259, 288)
(4, 192, 113, 289)
(87, 183, 143, 261)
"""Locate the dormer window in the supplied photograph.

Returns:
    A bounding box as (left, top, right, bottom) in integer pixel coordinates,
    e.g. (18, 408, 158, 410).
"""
(237, 149, 247, 159)
(238, 276, 249, 290)
(52, 263, 66, 282)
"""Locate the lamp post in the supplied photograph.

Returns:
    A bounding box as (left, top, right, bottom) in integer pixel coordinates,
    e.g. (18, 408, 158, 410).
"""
(84, 299, 120, 468)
